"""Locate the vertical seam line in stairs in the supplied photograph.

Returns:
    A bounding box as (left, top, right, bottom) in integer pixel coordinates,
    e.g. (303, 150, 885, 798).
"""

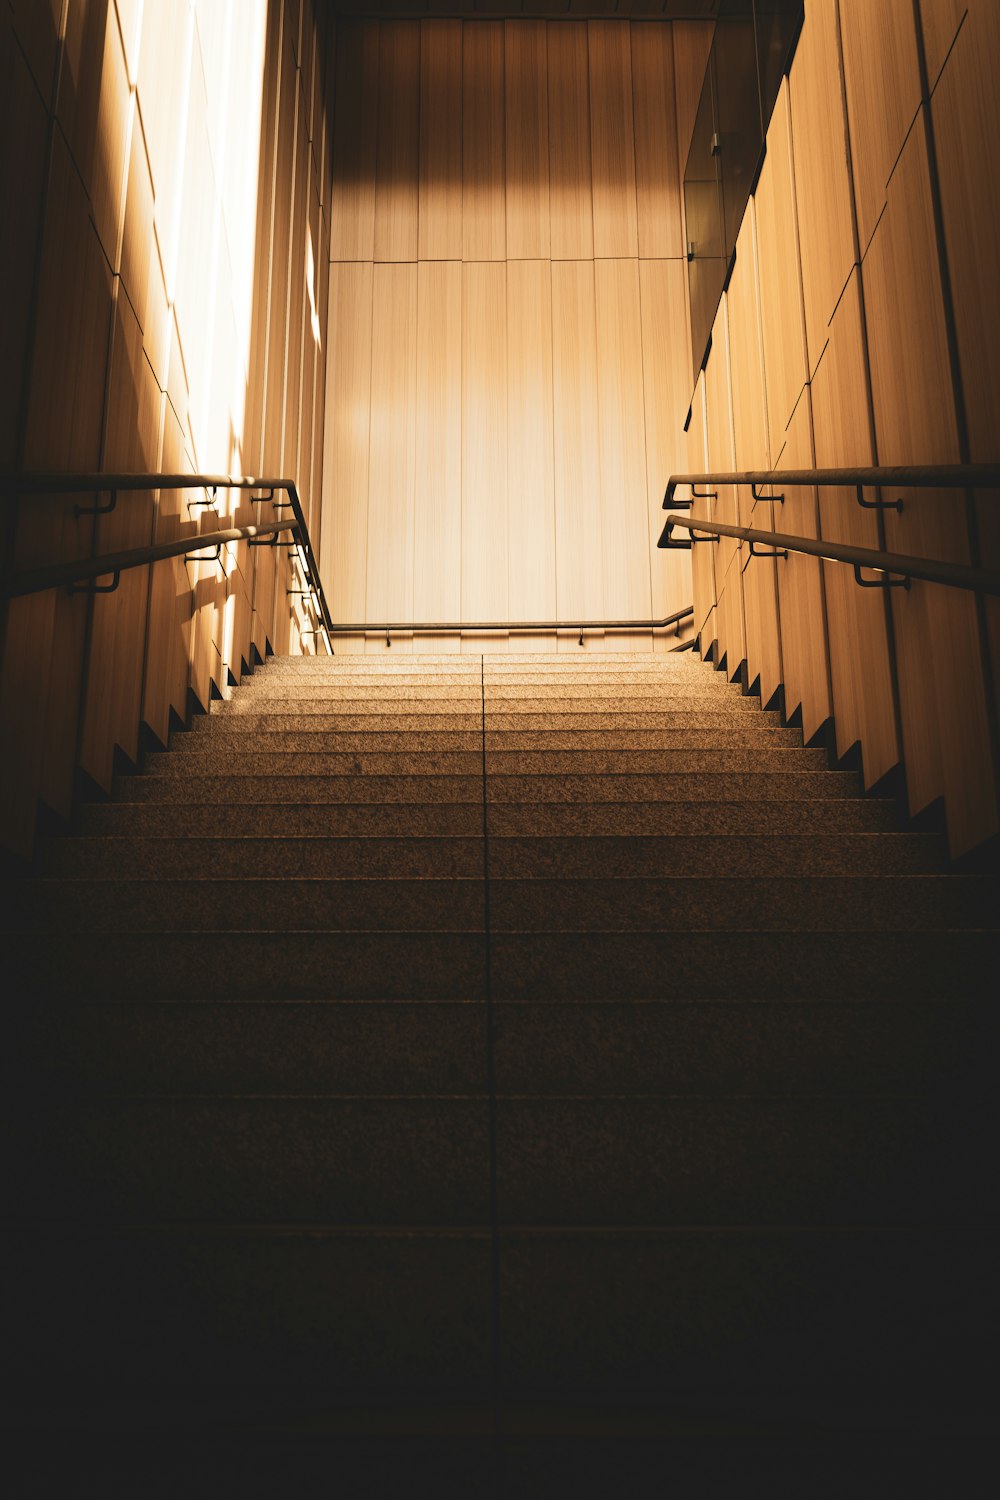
(480, 655, 502, 1437)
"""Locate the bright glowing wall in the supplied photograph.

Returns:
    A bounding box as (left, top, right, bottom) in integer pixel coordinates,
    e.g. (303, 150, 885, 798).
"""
(321, 18, 711, 653)
(0, 0, 334, 855)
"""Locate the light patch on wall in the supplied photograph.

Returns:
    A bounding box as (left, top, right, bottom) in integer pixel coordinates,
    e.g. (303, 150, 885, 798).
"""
(306, 229, 322, 349)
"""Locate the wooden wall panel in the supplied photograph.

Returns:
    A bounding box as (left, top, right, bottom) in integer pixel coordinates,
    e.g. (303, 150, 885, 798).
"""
(638, 260, 693, 648)
(322, 262, 374, 643)
(631, 21, 681, 259)
(595, 258, 650, 638)
(367, 264, 418, 648)
(81, 294, 162, 790)
(704, 297, 745, 680)
(810, 270, 899, 787)
(686, 371, 717, 654)
(463, 21, 506, 261)
(507, 260, 556, 646)
(143, 408, 197, 745)
(727, 210, 781, 705)
(839, 0, 921, 254)
(788, 0, 856, 376)
(506, 21, 550, 260)
(58, 0, 131, 271)
(414, 261, 463, 649)
(588, 20, 638, 259)
(462, 263, 508, 643)
(552, 260, 602, 629)
(918, 0, 967, 90)
(863, 117, 995, 851)
(0, 18, 48, 466)
(374, 21, 419, 262)
(547, 21, 593, 261)
(753, 80, 808, 448)
(773, 387, 831, 743)
(419, 20, 463, 261)
(329, 20, 378, 260)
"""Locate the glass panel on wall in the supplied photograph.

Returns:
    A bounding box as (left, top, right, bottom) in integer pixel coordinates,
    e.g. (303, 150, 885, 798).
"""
(754, 0, 805, 124)
(681, 0, 804, 382)
(684, 62, 726, 377)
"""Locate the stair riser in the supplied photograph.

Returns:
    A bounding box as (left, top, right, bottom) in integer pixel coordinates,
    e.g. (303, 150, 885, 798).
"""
(146, 748, 830, 776)
(76, 800, 899, 837)
(11, 930, 987, 1001)
(38, 833, 944, 879)
(190, 710, 785, 731)
(14, 876, 993, 933)
(5, 1097, 982, 1227)
(116, 772, 859, 804)
(12, 1000, 992, 1097)
(171, 728, 805, 752)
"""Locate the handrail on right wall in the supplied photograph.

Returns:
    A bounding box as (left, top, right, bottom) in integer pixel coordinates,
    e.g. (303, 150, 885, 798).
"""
(659, 464, 1000, 595)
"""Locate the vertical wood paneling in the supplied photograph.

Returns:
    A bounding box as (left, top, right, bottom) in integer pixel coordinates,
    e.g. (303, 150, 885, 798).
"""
(58, 0, 131, 271)
(839, 0, 921, 254)
(588, 20, 638, 259)
(919, 0, 967, 88)
(863, 117, 995, 851)
(631, 20, 681, 259)
(551, 260, 602, 626)
(505, 21, 549, 260)
(81, 294, 162, 790)
(595, 259, 649, 631)
(414, 260, 463, 647)
(322, 262, 374, 641)
(788, 0, 856, 376)
(507, 260, 556, 642)
(686, 371, 717, 654)
(810, 269, 899, 788)
(419, 20, 463, 261)
(727, 209, 781, 705)
(374, 21, 420, 262)
(463, 21, 505, 261)
(774, 387, 832, 744)
(142, 405, 193, 746)
(0, 18, 48, 465)
(329, 19, 378, 260)
(638, 260, 693, 647)
(462, 262, 508, 638)
(704, 297, 745, 681)
(547, 21, 593, 261)
(753, 80, 808, 448)
(367, 263, 417, 649)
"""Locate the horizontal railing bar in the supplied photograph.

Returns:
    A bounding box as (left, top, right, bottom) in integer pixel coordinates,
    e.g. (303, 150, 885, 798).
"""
(4, 520, 300, 597)
(663, 464, 1000, 507)
(659, 514, 1000, 597)
(0, 472, 295, 495)
(328, 607, 695, 635)
(0, 471, 335, 638)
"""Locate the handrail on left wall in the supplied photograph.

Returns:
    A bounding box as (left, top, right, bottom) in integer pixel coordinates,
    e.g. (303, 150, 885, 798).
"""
(0, 473, 333, 649)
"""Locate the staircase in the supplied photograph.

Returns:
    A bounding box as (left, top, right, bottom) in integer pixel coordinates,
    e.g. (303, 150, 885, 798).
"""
(5, 650, 997, 1488)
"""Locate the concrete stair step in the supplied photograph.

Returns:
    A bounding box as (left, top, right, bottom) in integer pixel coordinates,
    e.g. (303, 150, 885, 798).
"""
(115, 771, 860, 804)
(4, 1093, 983, 1227)
(171, 727, 806, 752)
(12, 998, 991, 1098)
(76, 798, 899, 838)
(146, 747, 830, 776)
(11, 878, 487, 932)
(37, 832, 943, 879)
(221, 689, 747, 708)
(9, 928, 988, 1001)
(192, 708, 785, 731)
(39, 835, 486, 878)
(14, 876, 992, 933)
(3, 1225, 493, 1398)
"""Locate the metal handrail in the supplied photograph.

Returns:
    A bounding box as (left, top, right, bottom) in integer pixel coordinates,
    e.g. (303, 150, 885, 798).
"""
(663, 464, 1000, 509)
(659, 514, 1000, 597)
(330, 606, 694, 644)
(0, 473, 333, 636)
